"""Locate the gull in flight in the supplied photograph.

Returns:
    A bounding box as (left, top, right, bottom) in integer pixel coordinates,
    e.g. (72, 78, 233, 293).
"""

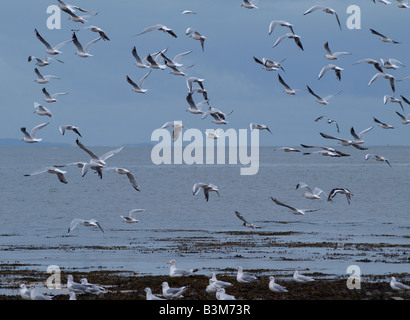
(126, 71, 152, 94)
(73, 26, 110, 41)
(186, 28, 206, 51)
(235, 211, 260, 229)
(145, 53, 166, 69)
(278, 74, 297, 95)
(104, 167, 140, 192)
(34, 29, 73, 55)
(372, 117, 394, 129)
(193, 183, 220, 202)
(315, 115, 340, 133)
(66, 10, 97, 24)
(216, 287, 236, 300)
(164, 61, 194, 76)
(187, 76, 205, 93)
(162, 282, 187, 299)
(269, 20, 294, 35)
(72, 32, 102, 57)
(306, 85, 341, 105)
(304, 5, 341, 30)
(395, 111, 410, 124)
(186, 92, 207, 114)
(397, 0, 410, 8)
(300, 144, 350, 157)
(269, 276, 288, 294)
(272, 33, 304, 51)
(354, 58, 384, 73)
(34, 68, 60, 84)
(161, 121, 186, 141)
(390, 277, 410, 291)
(276, 147, 300, 152)
(160, 50, 191, 68)
(42, 87, 68, 103)
(381, 58, 405, 70)
(236, 267, 258, 284)
(384, 95, 404, 112)
(372, 0, 392, 4)
(250, 122, 272, 133)
(57, 0, 95, 15)
(365, 154, 392, 167)
(293, 270, 315, 283)
(327, 188, 352, 204)
(296, 182, 326, 200)
(166, 260, 199, 277)
(369, 72, 396, 95)
(318, 64, 343, 81)
(253, 57, 285, 71)
(401, 95, 410, 106)
(145, 288, 166, 300)
(131, 47, 150, 68)
(241, 0, 260, 9)
(20, 122, 49, 143)
(121, 209, 146, 223)
(370, 28, 400, 43)
(202, 107, 233, 125)
(181, 10, 196, 14)
(33, 102, 52, 117)
(24, 167, 68, 184)
(59, 125, 82, 137)
(28, 56, 63, 66)
(205, 128, 224, 139)
(271, 197, 319, 215)
(68, 218, 104, 234)
(135, 24, 177, 38)
(321, 126, 373, 149)
(324, 42, 350, 60)
(75, 138, 123, 178)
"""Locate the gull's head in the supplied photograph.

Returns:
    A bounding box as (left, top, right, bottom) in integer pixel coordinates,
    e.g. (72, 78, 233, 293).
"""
(166, 259, 176, 265)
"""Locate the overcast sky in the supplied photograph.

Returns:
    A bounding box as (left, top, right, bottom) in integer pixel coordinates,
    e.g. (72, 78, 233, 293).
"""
(1, 0, 410, 147)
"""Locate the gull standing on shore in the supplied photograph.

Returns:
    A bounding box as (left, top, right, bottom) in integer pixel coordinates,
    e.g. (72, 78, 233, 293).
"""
(293, 270, 315, 283)
(166, 260, 199, 277)
(236, 266, 258, 284)
(268, 276, 288, 294)
(390, 277, 410, 291)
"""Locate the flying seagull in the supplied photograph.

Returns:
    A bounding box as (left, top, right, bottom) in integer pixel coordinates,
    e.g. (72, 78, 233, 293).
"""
(372, 117, 394, 129)
(161, 121, 186, 141)
(126, 71, 151, 94)
(253, 56, 285, 71)
(304, 5, 342, 30)
(34, 28, 73, 55)
(327, 188, 352, 204)
(59, 125, 82, 137)
(28, 56, 63, 66)
(395, 111, 410, 124)
(296, 182, 326, 200)
(34, 68, 60, 84)
(370, 28, 400, 43)
(73, 25, 110, 41)
(20, 122, 49, 143)
(42, 87, 68, 103)
(384, 95, 404, 112)
(33, 102, 52, 117)
(318, 64, 343, 81)
(105, 167, 140, 191)
(72, 32, 102, 57)
(186, 92, 207, 114)
(271, 197, 318, 215)
(278, 74, 297, 95)
(131, 47, 150, 68)
(368, 72, 396, 95)
(234, 211, 260, 229)
(186, 28, 206, 51)
(324, 41, 350, 60)
(314, 115, 340, 133)
(24, 167, 68, 184)
(121, 209, 146, 223)
(68, 218, 104, 234)
(365, 154, 392, 167)
(57, 0, 95, 15)
(250, 122, 272, 133)
(354, 58, 384, 73)
(300, 144, 350, 157)
(268, 20, 295, 35)
(272, 33, 304, 50)
(135, 24, 177, 38)
(193, 183, 220, 202)
(241, 0, 260, 9)
(306, 85, 341, 105)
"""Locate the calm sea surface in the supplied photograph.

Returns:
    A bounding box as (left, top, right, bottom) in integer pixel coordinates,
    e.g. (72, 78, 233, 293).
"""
(0, 145, 409, 285)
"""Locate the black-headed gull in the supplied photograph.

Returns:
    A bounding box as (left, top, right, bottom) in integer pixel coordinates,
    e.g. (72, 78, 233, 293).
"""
(145, 53, 166, 70)
(33, 102, 52, 117)
(314, 115, 340, 133)
(276, 147, 300, 152)
(72, 32, 101, 57)
(390, 277, 410, 290)
(369, 72, 396, 95)
(278, 74, 297, 95)
(384, 95, 404, 112)
(272, 33, 304, 51)
(105, 167, 140, 191)
(145, 287, 166, 300)
(136, 24, 177, 38)
(24, 167, 68, 184)
(66, 10, 97, 24)
(166, 260, 199, 277)
(74, 25, 109, 40)
(354, 58, 383, 73)
(370, 28, 400, 44)
(271, 197, 319, 215)
(253, 57, 285, 71)
(161, 121, 186, 141)
(34, 29, 73, 55)
(293, 270, 315, 282)
(269, 20, 294, 35)
(20, 122, 49, 143)
(296, 182, 326, 200)
(34, 68, 60, 84)
(250, 122, 272, 133)
(381, 58, 405, 70)
(372, 117, 394, 129)
(269, 276, 288, 294)
(234, 211, 260, 229)
(306, 85, 341, 105)
(236, 266, 258, 283)
(327, 188, 352, 204)
(59, 125, 82, 137)
(365, 154, 391, 167)
(241, 0, 260, 9)
(68, 219, 104, 234)
(28, 56, 63, 66)
(324, 42, 350, 60)
(395, 111, 410, 124)
(42, 87, 68, 103)
(193, 183, 220, 202)
(304, 5, 341, 30)
(164, 60, 193, 76)
(318, 64, 343, 81)
(121, 209, 145, 223)
(186, 28, 206, 51)
(160, 50, 191, 68)
(126, 71, 152, 94)
(57, 0, 95, 15)
(320, 126, 373, 149)
(300, 144, 350, 157)
(131, 47, 150, 68)
(202, 107, 233, 124)
(186, 92, 207, 114)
